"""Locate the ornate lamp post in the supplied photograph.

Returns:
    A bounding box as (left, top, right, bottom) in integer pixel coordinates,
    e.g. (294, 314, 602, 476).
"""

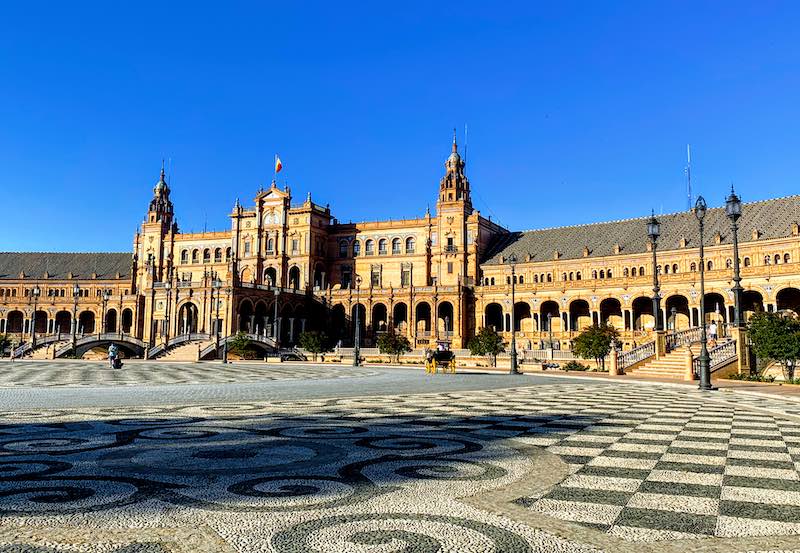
(508, 254, 520, 374)
(548, 312, 554, 352)
(726, 186, 744, 328)
(31, 285, 40, 346)
(353, 274, 363, 367)
(71, 283, 80, 354)
(647, 211, 662, 332)
(222, 286, 231, 363)
(101, 290, 110, 334)
(212, 274, 222, 355)
(694, 196, 712, 390)
(164, 281, 172, 345)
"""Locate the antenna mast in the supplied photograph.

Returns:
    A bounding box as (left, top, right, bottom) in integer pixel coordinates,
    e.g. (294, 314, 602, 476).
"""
(685, 144, 692, 210)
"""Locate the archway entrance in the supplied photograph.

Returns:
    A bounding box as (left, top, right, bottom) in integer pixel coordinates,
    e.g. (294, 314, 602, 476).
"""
(177, 303, 198, 334)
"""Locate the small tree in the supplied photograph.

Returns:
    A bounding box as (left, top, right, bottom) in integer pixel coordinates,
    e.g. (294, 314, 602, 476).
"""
(748, 311, 800, 380)
(377, 330, 412, 363)
(572, 323, 619, 371)
(299, 330, 331, 361)
(228, 331, 256, 359)
(0, 334, 9, 357)
(467, 327, 505, 367)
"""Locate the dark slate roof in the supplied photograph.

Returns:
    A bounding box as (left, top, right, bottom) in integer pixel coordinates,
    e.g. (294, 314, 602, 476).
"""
(0, 252, 131, 280)
(482, 195, 800, 265)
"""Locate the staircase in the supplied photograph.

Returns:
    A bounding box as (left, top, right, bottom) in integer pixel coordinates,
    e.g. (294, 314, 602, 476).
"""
(24, 342, 69, 359)
(155, 340, 213, 361)
(628, 344, 699, 379)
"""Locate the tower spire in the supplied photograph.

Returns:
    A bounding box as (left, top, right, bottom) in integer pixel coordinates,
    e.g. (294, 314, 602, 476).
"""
(452, 128, 457, 152)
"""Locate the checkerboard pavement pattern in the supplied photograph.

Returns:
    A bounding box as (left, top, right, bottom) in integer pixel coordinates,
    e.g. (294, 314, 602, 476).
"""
(513, 386, 800, 541)
(0, 361, 378, 387)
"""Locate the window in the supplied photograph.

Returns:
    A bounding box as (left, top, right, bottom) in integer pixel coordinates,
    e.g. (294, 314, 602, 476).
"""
(401, 266, 411, 287)
(392, 238, 401, 255)
(378, 239, 387, 255)
(267, 239, 274, 252)
(707, 260, 713, 270)
(534, 274, 539, 283)
(214, 248, 222, 262)
(225, 248, 232, 261)
(592, 270, 597, 279)
(607, 269, 612, 278)
(353, 241, 361, 257)
(639, 267, 645, 276)
(490, 277, 495, 285)
(180, 250, 188, 264)
(546, 273, 552, 282)
(672, 263, 678, 273)
(775, 254, 781, 264)
(726, 258, 732, 269)
(764, 255, 771, 265)
(244, 241, 251, 256)
(664, 265, 669, 274)
(623, 268, 629, 277)
(192, 249, 199, 264)
(405, 237, 415, 254)
(371, 266, 381, 287)
(447, 262, 453, 274)
(576, 272, 581, 280)
(599, 270, 605, 279)
(291, 239, 299, 253)
(365, 239, 375, 255)
(341, 266, 352, 289)
(690, 262, 697, 271)
(785, 253, 791, 263)
(446, 237, 455, 252)
(743, 257, 750, 267)
(338, 240, 348, 258)
(203, 249, 211, 263)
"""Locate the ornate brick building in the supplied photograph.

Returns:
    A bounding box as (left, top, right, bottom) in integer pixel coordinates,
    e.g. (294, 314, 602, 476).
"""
(1, 137, 799, 359)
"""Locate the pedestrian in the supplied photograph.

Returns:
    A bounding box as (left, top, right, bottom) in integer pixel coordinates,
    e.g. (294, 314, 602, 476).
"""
(108, 343, 119, 369)
(708, 321, 718, 342)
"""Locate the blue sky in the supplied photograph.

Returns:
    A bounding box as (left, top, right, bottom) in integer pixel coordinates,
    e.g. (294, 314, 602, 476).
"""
(1, 1, 799, 252)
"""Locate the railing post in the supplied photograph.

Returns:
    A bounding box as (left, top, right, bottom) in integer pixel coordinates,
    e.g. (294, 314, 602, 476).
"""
(684, 348, 695, 381)
(609, 348, 622, 375)
(655, 330, 667, 360)
(732, 327, 748, 375)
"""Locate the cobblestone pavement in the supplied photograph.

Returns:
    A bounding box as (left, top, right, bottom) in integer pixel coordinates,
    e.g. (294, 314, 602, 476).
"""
(3, 368, 800, 551)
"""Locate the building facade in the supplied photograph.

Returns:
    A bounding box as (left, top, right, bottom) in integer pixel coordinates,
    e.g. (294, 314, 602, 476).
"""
(1, 138, 799, 358)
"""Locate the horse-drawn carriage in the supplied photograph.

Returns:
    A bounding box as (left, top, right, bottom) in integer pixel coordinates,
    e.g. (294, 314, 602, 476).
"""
(425, 343, 456, 374)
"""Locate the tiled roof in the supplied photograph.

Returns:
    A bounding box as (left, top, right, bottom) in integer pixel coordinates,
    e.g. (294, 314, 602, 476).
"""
(0, 252, 131, 280)
(482, 195, 800, 265)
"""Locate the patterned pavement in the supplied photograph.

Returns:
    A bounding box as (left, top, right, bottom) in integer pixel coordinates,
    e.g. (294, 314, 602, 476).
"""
(3, 369, 800, 551)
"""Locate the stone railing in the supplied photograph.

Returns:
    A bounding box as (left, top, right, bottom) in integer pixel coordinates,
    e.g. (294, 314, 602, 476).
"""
(665, 327, 703, 351)
(618, 341, 656, 370)
(693, 340, 737, 375)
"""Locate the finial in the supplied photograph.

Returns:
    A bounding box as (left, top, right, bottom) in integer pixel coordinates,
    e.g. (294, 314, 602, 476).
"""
(425, 204, 430, 217)
(307, 191, 312, 203)
(452, 128, 457, 152)
(234, 197, 240, 210)
(271, 179, 276, 188)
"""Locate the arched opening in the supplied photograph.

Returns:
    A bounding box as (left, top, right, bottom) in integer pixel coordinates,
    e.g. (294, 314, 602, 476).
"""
(777, 287, 800, 316)
(214, 248, 222, 262)
(6, 310, 23, 333)
(78, 311, 95, 334)
(203, 249, 211, 263)
(240, 267, 252, 283)
(703, 293, 726, 324)
(415, 302, 431, 334)
(372, 303, 388, 334)
(540, 301, 560, 331)
(330, 304, 346, 342)
(485, 303, 503, 332)
(599, 298, 623, 329)
(288, 266, 301, 290)
(104, 308, 118, 333)
(632, 297, 654, 331)
(351, 304, 366, 343)
(664, 295, 690, 330)
(437, 301, 454, 334)
(313, 264, 325, 289)
(392, 238, 401, 255)
(238, 300, 254, 333)
(568, 299, 591, 331)
(514, 302, 531, 332)
(280, 304, 295, 344)
(254, 301, 269, 336)
(265, 267, 277, 287)
(33, 310, 48, 334)
(121, 308, 133, 334)
(393, 302, 408, 332)
(742, 290, 764, 321)
(177, 302, 198, 334)
(405, 237, 415, 254)
(54, 311, 72, 334)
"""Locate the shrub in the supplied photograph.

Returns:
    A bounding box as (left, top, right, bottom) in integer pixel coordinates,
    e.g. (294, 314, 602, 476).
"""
(467, 327, 505, 367)
(563, 360, 590, 371)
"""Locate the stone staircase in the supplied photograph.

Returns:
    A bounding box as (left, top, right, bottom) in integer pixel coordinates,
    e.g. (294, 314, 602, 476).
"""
(155, 340, 213, 362)
(25, 341, 69, 359)
(628, 344, 700, 379)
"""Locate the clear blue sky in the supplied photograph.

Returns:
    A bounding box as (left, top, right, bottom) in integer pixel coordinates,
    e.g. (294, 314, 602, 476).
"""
(1, 2, 799, 252)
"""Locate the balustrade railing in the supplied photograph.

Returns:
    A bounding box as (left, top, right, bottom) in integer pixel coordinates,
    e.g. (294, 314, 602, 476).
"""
(665, 327, 703, 351)
(618, 341, 656, 370)
(692, 339, 737, 375)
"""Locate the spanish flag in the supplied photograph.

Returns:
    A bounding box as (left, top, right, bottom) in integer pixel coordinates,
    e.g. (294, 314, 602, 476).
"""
(275, 155, 283, 174)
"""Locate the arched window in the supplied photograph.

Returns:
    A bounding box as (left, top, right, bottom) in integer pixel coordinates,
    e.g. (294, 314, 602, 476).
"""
(744, 257, 750, 267)
(490, 277, 495, 285)
(726, 258, 732, 269)
(191, 249, 199, 264)
(338, 240, 348, 258)
(599, 270, 605, 279)
(546, 273, 552, 282)
(639, 266, 645, 276)
(664, 265, 669, 274)
(365, 240, 375, 255)
(764, 255, 771, 265)
(392, 238, 401, 254)
(623, 268, 629, 277)
(775, 254, 781, 264)
(592, 270, 597, 279)
(576, 272, 581, 280)
(607, 269, 613, 278)
(562, 273, 567, 281)
(267, 238, 274, 252)
(534, 274, 539, 283)
(405, 237, 415, 254)
(378, 239, 388, 255)
(672, 263, 678, 273)
(707, 260, 713, 270)
(203, 249, 211, 263)
(353, 241, 361, 257)
(214, 248, 222, 262)
(569, 272, 574, 281)
(690, 262, 696, 271)
(785, 253, 791, 263)
(519, 275, 524, 284)
(180, 250, 188, 264)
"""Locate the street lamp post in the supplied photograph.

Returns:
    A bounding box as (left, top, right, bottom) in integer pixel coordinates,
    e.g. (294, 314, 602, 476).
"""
(212, 275, 222, 356)
(31, 285, 40, 346)
(548, 312, 554, 352)
(101, 291, 110, 334)
(647, 211, 662, 332)
(694, 196, 712, 390)
(71, 283, 80, 354)
(726, 186, 744, 328)
(508, 254, 520, 374)
(353, 275, 362, 367)
(164, 282, 172, 346)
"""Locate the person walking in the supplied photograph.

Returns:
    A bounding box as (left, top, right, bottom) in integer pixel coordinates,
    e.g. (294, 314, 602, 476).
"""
(108, 343, 119, 369)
